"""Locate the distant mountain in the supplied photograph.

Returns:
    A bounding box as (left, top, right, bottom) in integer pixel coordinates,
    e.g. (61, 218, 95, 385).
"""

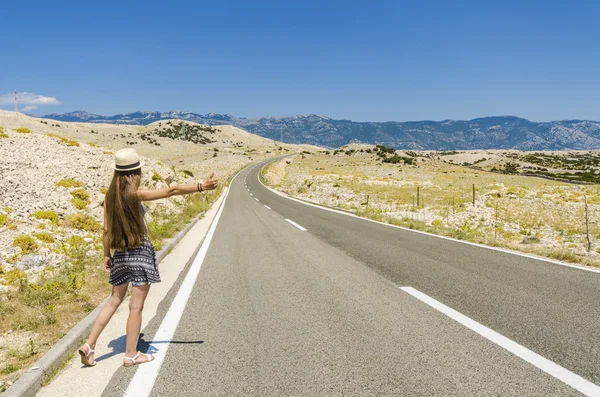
(42, 111, 600, 150)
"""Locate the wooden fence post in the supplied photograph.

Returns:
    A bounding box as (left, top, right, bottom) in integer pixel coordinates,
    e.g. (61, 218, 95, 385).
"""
(585, 194, 591, 252)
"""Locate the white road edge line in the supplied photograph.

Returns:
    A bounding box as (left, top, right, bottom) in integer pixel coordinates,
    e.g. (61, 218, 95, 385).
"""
(256, 166, 600, 274)
(124, 186, 231, 397)
(400, 286, 600, 397)
(264, 205, 271, 210)
(285, 219, 307, 231)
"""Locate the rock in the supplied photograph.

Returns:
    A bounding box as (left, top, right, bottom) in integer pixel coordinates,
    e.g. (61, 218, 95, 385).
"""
(16, 254, 49, 270)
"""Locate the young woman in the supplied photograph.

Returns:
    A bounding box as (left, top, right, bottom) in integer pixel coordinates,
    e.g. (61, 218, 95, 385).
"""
(78, 148, 218, 367)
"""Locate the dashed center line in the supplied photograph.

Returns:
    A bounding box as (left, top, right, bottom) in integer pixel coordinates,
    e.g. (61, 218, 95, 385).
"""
(264, 205, 271, 210)
(255, 198, 259, 202)
(285, 219, 307, 231)
(400, 286, 600, 397)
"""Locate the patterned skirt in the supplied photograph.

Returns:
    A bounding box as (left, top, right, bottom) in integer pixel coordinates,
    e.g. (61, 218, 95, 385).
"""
(109, 236, 161, 286)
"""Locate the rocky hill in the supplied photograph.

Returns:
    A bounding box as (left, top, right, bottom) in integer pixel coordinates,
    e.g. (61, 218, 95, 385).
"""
(44, 111, 600, 151)
(0, 109, 319, 284)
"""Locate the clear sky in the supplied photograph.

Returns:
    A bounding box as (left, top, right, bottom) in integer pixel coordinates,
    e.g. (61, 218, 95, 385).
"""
(1, 0, 599, 122)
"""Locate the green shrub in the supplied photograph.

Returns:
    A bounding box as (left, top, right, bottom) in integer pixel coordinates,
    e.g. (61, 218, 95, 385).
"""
(13, 234, 39, 254)
(56, 178, 84, 188)
(152, 171, 162, 182)
(1, 363, 19, 375)
(0, 213, 8, 227)
(99, 187, 108, 194)
(34, 232, 55, 243)
(3, 269, 26, 285)
(70, 189, 90, 209)
(376, 144, 395, 154)
(46, 133, 79, 146)
(382, 155, 402, 164)
(15, 127, 31, 134)
(431, 219, 444, 227)
(61, 213, 100, 232)
(33, 210, 59, 225)
(71, 188, 89, 201)
(3, 207, 13, 213)
(71, 198, 87, 209)
(0, 132, 8, 138)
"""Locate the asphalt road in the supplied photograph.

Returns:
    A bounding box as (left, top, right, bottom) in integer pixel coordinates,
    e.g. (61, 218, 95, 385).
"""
(103, 160, 600, 396)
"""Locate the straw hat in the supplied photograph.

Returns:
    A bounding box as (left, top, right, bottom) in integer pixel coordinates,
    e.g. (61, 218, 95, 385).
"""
(114, 148, 144, 171)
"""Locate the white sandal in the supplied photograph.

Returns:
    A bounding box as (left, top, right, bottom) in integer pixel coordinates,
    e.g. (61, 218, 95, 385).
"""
(123, 352, 155, 367)
(78, 343, 97, 367)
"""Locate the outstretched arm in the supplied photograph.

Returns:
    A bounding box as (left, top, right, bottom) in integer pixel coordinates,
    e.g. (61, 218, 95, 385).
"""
(137, 173, 219, 201)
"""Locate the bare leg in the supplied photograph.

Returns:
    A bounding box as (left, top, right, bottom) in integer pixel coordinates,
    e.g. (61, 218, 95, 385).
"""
(124, 284, 151, 364)
(82, 283, 128, 363)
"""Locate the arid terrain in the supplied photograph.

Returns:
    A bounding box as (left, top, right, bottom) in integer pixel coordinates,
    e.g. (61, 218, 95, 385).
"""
(0, 109, 318, 389)
(264, 145, 600, 268)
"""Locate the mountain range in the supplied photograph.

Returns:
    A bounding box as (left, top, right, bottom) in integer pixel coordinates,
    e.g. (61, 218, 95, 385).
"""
(42, 111, 600, 151)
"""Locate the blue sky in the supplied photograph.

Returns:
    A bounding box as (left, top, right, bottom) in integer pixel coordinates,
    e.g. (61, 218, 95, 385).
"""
(1, 0, 599, 121)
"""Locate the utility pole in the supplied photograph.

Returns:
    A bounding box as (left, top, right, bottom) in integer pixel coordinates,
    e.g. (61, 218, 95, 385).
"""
(14, 90, 18, 113)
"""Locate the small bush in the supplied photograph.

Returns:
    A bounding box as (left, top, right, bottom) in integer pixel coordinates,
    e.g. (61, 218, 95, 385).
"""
(3, 207, 13, 213)
(152, 172, 162, 182)
(431, 219, 444, 227)
(1, 363, 19, 375)
(62, 213, 100, 232)
(99, 187, 108, 194)
(376, 144, 395, 154)
(71, 198, 88, 210)
(47, 133, 79, 147)
(383, 155, 402, 164)
(88, 142, 98, 147)
(71, 188, 89, 201)
(3, 269, 26, 285)
(182, 170, 194, 178)
(33, 210, 59, 225)
(0, 213, 8, 227)
(56, 178, 84, 188)
(13, 234, 39, 254)
(15, 127, 31, 134)
(34, 232, 55, 243)
(0, 132, 8, 138)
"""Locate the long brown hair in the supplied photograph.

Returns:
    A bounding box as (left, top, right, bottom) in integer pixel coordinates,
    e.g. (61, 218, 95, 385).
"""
(105, 168, 144, 251)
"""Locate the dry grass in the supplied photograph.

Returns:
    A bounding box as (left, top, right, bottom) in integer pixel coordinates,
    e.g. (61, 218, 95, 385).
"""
(56, 178, 84, 188)
(0, 185, 226, 387)
(265, 150, 600, 268)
